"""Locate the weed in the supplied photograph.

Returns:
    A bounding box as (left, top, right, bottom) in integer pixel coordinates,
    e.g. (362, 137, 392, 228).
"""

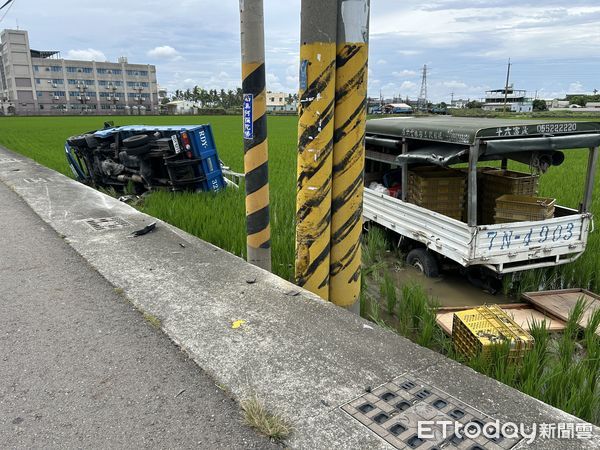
(142, 312, 161, 329)
(240, 394, 292, 441)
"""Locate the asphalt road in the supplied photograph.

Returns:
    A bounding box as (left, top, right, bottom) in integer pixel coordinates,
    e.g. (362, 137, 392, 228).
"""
(0, 181, 277, 449)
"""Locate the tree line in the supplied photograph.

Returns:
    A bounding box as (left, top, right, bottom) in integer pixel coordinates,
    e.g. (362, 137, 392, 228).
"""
(169, 87, 244, 109)
(168, 86, 298, 109)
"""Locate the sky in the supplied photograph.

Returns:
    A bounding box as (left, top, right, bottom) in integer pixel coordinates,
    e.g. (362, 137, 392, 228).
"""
(2, 0, 600, 102)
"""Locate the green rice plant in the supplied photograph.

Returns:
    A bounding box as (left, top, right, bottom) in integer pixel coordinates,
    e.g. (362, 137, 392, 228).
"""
(362, 226, 388, 269)
(380, 270, 397, 314)
(518, 319, 550, 398)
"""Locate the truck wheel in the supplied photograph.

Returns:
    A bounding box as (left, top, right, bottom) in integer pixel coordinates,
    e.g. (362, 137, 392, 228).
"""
(406, 248, 439, 278)
(123, 134, 150, 148)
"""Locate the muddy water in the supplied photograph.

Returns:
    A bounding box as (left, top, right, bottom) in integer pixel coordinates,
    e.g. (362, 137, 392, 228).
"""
(391, 265, 517, 307)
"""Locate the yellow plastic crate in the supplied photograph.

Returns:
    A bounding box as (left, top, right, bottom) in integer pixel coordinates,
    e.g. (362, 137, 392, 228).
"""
(452, 305, 534, 363)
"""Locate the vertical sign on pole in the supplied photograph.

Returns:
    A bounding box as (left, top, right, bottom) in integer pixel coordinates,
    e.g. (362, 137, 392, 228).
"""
(240, 0, 271, 271)
(295, 0, 338, 300)
(329, 0, 370, 309)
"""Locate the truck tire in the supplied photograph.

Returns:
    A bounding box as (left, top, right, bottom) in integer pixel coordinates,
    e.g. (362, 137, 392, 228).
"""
(406, 248, 439, 278)
(123, 134, 150, 149)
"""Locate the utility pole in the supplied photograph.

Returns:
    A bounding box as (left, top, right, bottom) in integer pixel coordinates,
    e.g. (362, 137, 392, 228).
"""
(295, 0, 338, 300)
(329, 0, 370, 310)
(502, 58, 511, 113)
(240, 0, 271, 271)
(417, 64, 428, 112)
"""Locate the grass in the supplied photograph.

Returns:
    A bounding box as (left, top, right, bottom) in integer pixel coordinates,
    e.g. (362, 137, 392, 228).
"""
(2, 114, 599, 424)
(362, 230, 600, 425)
(240, 393, 292, 441)
(0, 114, 598, 290)
(0, 115, 299, 282)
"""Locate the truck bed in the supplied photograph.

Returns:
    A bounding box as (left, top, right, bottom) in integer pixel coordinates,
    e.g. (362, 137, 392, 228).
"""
(363, 187, 592, 274)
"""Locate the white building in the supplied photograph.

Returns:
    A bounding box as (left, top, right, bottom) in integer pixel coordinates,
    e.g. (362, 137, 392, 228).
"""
(164, 100, 201, 115)
(482, 85, 531, 112)
(0, 28, 158, 115)
(266, 91, 296, 112)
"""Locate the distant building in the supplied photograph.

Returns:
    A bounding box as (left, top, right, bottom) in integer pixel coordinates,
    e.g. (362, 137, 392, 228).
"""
(0, 29, 159, 115)
(449, 99, 469, 109)
(586, 102, 600, 109)
(266, 91, 296, 112)
(158, 86, 168, 102)
(383, 103, 413, 114)
(164, 100, 201, 115)
(482, 85, 531, 112)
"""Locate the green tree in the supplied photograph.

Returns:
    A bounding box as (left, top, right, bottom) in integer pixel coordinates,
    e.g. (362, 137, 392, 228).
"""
(532, 99, 548, 111)
(466, 100, 483, 109)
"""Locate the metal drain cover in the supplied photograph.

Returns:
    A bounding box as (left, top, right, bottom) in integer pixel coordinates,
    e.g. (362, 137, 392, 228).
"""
(342, 375, 522, 449)
(83, 217, 132, 232)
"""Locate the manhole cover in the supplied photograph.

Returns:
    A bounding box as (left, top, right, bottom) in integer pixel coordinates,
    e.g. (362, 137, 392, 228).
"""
(341, 375, 522, 449)
(83, 217, 132, 232)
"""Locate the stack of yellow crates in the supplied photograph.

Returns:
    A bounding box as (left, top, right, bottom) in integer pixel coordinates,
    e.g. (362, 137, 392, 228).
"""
(478, 169, 539, 224)
(408, 168, 466, 220)
(494, 195, 556, 223)
(452, 305, 534, 363)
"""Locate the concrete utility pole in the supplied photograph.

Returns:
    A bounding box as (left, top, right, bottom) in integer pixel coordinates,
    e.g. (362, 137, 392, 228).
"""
(295, 0, 338, 300)
(503, 58, 511, 113)
(329, 0, 370, 309)
(240, 0, 271, 271)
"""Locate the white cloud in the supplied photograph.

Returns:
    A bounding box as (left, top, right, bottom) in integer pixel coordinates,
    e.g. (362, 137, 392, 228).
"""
(568, 82, 586, 93)
(400, 81, 417, 91)
(442, 80, 468, 89)
(147, 45, 181, 60)
(65, 48, 106, 61)
(397, 50, 421, 56)
(393, 70, 418, 78)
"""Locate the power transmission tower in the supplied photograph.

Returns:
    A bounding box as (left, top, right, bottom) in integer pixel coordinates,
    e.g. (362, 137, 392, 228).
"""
(417, 64, 428, 112)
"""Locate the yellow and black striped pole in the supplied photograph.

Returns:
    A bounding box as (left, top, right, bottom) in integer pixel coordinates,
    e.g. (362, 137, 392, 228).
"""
(295, 0, 338, 300)
(330, 0, 370, 308)
(240, 0, 271, 271)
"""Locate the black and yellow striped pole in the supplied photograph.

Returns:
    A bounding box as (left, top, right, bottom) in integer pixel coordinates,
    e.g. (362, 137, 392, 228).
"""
(329, 0, 370, 309)
(240, 0, 271, 271)
(295, 0, 338, 300)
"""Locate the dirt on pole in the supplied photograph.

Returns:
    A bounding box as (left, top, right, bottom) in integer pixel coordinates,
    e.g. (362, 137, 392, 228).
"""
(240, 0, 271, 272)
(329, 0, 370, 308)
(295, 0, 338, 300)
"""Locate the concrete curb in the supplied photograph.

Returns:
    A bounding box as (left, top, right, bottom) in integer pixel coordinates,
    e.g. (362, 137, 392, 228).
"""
(1, 146, 598, 449)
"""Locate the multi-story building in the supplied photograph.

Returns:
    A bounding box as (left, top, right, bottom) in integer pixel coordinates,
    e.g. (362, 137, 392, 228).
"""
(0, 29, 159, 115)
(266, 91, 296, 112)
(482, 85, 532, 112)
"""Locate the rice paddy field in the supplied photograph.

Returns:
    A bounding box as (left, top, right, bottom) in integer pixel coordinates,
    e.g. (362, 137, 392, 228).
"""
(1, 114, 599, 423)
(0, 114, 598, 292)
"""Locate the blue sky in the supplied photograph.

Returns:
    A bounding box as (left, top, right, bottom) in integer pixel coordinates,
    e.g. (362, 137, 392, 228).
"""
(3, 0, 599, 102)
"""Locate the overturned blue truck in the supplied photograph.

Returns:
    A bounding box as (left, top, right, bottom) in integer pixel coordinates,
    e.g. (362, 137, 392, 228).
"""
(65, 124, 226, 194)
